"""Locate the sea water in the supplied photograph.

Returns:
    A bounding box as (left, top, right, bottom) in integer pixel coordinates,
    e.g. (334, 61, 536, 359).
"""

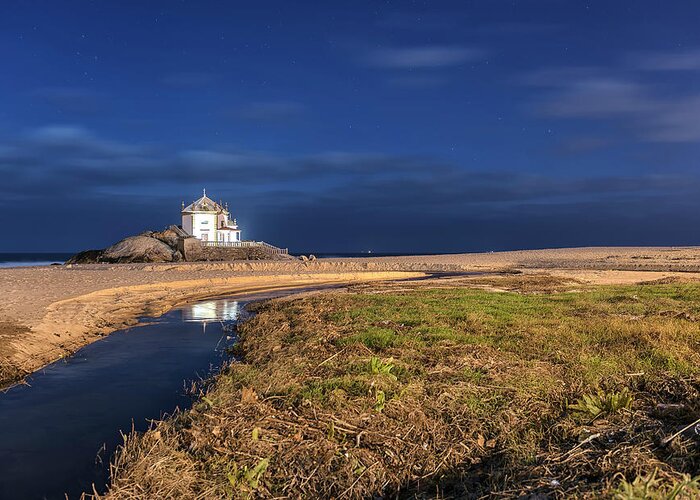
(0, 253, 72, 268)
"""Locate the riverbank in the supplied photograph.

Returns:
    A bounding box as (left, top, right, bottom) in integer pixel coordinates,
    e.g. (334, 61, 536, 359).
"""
(3, 246, 700, 387)
(100, 274, 700, 498)
(0, 270, 424, 387)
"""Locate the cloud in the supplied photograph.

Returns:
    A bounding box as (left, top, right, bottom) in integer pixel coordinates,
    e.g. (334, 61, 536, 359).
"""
(632, 48, 700, 71)
(25, 125, 141, 157)
(538, 78, 653, 118)
(365, 45, 485, 69)
(525, 61, 700, 143)
(647, 95, 700, 143)
(1, 125, 696, 204)
(3, 125, 699, 251)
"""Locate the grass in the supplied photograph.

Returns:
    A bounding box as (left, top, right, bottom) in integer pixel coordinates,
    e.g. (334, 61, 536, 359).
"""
(0, 321, 30, 388)
(613, 470, 700, 500)
(330, 285, 700, 385)
(99, 277, 700, 499)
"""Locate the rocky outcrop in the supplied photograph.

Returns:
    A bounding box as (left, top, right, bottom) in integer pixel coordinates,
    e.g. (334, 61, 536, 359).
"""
(65, 249, 104, 265)
(66, 227, 290, 264)
(101, 235, 176, 263)
(151, 228, 181, 248)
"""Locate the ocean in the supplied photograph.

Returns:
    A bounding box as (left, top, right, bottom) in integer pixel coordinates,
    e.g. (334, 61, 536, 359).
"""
(0, 252, 73, 268)
(0, 251, 434, 268)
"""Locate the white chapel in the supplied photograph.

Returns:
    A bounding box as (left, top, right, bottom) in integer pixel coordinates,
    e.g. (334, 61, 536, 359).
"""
(181, 189, 241, 243)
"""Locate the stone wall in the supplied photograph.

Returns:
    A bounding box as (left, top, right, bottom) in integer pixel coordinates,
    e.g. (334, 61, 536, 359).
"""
(178, 238, 289, 261)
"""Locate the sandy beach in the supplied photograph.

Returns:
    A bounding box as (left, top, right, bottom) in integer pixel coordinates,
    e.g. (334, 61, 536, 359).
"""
(2, 246, 700, 386)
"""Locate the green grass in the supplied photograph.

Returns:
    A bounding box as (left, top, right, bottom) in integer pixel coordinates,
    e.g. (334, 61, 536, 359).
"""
(329, 285, 700, 386)
(336, 326, 400, 350)
(614, 470, 700, 500)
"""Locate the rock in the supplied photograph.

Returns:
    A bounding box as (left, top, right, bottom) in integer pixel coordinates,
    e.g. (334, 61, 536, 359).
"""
(101, 236, 175, 263)
(180, 237, 203, 261)
(172, 250, 183, 262)
(65, 249, 104, 264)
(152, 228, 180, 249)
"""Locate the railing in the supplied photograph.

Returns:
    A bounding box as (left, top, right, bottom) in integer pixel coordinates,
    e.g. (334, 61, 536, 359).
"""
(259, 241, 289, 255)
(202, 240, 288, 255)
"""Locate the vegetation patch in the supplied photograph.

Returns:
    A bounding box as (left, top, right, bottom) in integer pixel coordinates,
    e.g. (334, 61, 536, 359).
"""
(100, 279, 700, 498)
(0, 321, 30, 387)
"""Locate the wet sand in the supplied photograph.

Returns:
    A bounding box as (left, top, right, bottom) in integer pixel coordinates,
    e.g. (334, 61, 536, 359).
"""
(2, 246, 700, 386)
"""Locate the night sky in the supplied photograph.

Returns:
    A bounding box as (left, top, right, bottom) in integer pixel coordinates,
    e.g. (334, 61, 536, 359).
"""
(2, 1, 699, 253)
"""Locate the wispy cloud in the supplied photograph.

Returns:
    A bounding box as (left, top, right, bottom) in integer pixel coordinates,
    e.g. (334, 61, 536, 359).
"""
(537, 78, 653, 118)
(525, 49, 700, 143)
(365, 45, 485, 69)
(2, 125, 699, 251)
(632, 48, 700, 71)
(647, 95, 700, 143)
(1, 125, 697, 203)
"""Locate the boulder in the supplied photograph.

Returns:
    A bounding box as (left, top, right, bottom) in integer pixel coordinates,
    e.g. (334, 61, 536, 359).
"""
(65, 249, 104, 264)
(101, 236, 175, 263)
(179, 237, 204, 261)
(152, 228, 180, 249)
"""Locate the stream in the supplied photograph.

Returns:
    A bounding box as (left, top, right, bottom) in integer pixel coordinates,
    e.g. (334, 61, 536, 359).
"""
(0, 292, 291, 499)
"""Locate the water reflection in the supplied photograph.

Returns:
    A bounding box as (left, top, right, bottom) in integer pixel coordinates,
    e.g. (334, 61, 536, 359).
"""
(182, 299, 241, 322)
(0, 298, 243, 499)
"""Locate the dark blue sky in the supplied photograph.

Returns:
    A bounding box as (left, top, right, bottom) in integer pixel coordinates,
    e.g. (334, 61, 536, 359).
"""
(2, 1, 699, 253)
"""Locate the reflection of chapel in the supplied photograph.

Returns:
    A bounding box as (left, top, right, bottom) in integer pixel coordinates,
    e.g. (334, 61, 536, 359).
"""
(181, 189, 241, 243)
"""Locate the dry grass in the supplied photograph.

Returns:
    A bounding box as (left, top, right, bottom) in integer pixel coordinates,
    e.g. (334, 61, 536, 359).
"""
(0, 321, 29, 387)
(97, 278, 700, 499)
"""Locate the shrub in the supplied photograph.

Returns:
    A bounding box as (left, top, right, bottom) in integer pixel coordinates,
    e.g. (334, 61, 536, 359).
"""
(569, 388, 633, 418)
(368, 356, 396, 380)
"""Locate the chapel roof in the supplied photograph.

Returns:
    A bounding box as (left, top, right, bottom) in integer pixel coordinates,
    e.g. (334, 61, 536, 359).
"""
(182, 189, 226, 213)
